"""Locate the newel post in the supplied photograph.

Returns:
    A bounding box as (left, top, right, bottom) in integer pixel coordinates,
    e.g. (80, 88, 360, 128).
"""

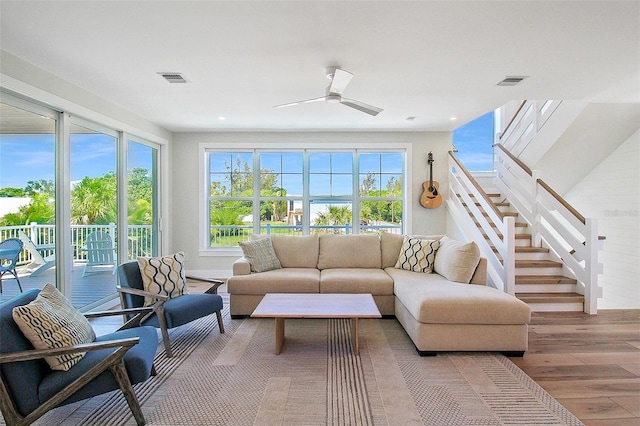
(584, 218, 600, 314)
(503, 216, 516, 296)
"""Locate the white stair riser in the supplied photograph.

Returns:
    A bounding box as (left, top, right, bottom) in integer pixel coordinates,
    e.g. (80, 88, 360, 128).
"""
(514, 252, 550, 261)
(516, 284, 577, 293)
(526, 302, 584, 312)
(516, 267, 563, 275)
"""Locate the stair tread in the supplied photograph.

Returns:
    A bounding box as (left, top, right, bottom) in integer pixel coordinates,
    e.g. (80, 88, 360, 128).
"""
(516, 292, 585, 303)
(515, 259, 562, 268)
(482, 233, 531, 239)
(516, 275, 577, 284)
(491, 246, 550, 253)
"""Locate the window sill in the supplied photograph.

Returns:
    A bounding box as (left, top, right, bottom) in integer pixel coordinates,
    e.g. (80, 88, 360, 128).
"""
(198, 248, 242, 257)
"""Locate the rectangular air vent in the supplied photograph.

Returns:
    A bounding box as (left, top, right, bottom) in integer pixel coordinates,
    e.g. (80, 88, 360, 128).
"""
(158, 72, 188, 83)
(497, 76, 527, 86)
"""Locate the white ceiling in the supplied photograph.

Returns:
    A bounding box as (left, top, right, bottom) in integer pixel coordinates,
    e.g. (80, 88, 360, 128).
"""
(1, 1, 638, 133)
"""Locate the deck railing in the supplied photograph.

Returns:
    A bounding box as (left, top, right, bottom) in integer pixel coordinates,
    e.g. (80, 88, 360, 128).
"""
(209, 223, 402, 247)
(0, 222, 153, 264)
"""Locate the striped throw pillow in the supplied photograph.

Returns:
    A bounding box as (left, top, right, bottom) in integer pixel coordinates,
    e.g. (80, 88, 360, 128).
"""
(12, 283, 96, 371)
(137, 252, 189, 306)
(239, 237, 281, 273)
(395, 236, 440, 273)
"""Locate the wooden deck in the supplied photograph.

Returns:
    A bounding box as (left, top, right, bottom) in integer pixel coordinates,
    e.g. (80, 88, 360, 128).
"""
(0, 261, 118, 310)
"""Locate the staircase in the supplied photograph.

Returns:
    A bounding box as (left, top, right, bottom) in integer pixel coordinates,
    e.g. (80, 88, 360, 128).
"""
(446, 100, 604, 314)
(464, 193, 585, 312)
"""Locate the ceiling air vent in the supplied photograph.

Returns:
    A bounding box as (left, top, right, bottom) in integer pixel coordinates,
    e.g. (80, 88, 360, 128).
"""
(497, 76, 527, 86)
(158, 72, 188, 83)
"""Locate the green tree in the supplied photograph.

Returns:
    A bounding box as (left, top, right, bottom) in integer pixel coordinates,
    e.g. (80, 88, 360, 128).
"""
(314, 205, 352, 233)
(127, 168, 153, 225)
(0, 179, 55, 226)
(71, 173, 117, 224)
(0, 187, 25, 197)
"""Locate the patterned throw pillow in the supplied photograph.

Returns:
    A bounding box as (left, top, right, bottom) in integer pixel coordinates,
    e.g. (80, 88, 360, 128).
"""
(239, 237, 282, 273)
(395, 236, 440, 273)
(137, 252, 189, 306)
(12, 283, 96, 371)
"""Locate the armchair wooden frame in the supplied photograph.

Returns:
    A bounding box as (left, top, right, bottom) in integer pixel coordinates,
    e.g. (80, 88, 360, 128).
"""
(117, 276, 225, 358)
(0, 306, 156, 426)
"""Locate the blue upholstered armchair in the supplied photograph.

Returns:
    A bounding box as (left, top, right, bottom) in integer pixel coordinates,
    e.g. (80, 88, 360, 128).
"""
(116, 261, 225, 358)
(0, 289, 158, 426)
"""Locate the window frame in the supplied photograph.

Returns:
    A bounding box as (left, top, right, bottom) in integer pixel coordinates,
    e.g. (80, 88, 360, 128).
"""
(199, 142, 411, 254)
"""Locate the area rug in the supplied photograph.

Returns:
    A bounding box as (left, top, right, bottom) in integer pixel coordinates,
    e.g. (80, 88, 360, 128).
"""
(17, 310, 584, 426)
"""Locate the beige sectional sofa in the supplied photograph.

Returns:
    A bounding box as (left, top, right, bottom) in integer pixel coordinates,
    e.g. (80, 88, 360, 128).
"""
(227, 233, 531, 356)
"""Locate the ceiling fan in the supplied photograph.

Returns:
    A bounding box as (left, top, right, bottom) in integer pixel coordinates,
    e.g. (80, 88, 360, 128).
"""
(274, 67, 383, 116)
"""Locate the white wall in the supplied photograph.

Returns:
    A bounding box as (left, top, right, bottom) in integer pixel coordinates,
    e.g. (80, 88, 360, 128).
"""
(564, 130, 640, 309)
(171, 131, 452, 276)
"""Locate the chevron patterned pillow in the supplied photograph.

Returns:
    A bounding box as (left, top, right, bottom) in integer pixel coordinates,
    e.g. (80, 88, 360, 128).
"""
(137, 252, 189, 306)
(394, 236, 440, 273)
(12, 283, 96, 371)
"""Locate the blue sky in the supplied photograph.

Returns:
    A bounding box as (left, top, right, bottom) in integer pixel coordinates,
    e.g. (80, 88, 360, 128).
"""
(0, 134, 153, 189)
(453, 111, 495, 171)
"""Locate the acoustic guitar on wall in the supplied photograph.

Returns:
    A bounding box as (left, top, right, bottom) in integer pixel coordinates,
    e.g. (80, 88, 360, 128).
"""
(419, 152, 442, 209)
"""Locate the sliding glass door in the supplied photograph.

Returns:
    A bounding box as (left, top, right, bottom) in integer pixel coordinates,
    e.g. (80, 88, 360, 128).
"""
(127, 138, 159, 260)
(0, 99, 57, 301)
(69, 121, 118, 309)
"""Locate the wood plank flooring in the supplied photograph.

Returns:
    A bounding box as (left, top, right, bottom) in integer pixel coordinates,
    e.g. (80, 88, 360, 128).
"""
(508, 310, 640, 425)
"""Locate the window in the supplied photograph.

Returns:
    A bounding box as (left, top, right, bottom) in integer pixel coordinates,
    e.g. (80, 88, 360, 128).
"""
(205, 148, 405, 248)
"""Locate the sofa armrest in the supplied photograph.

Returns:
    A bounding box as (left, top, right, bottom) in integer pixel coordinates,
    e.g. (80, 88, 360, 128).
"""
(232, 257, 251, 276)
(469, 257, 487, 285)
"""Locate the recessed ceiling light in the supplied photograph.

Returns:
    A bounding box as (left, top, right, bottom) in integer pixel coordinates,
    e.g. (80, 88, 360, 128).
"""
(450, 117, 457, 121)
(218, 117, 226, 121)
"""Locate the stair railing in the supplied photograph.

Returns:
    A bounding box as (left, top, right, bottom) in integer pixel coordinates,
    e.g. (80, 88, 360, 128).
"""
(447, 151, 517, 295)
(494, 143, 603, 314)
(500, 100, 563, 156)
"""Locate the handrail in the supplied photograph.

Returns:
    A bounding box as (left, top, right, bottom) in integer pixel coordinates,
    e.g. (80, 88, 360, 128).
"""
(500, 100, 527, 138)
(448, 151, 504, 220)
(536, 179, 586, 225)
(494, 143, 532, 176)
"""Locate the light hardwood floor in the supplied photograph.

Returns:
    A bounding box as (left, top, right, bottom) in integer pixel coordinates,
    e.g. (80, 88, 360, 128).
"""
(92, 284, 639, 426)
(508, 310, 640, 426)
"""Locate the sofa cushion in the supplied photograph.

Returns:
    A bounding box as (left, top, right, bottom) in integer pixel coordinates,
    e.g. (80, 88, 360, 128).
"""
(395, 236, 440, 273)
(380, 233, 443, 268)
(137, 252, 189, 306)
(250, 234, 319, 268)
(12, 284, 96, 371)
(239, 237, 282, 273)
(227, 268, 320, 295)
(434, 236, 481, 284)
(389, 268, 531, 325)
(317, 234, 381, 269)
(320, 268, 394, 295)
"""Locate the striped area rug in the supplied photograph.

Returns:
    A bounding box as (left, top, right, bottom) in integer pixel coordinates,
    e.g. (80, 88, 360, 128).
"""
(22, 310, 584, 426)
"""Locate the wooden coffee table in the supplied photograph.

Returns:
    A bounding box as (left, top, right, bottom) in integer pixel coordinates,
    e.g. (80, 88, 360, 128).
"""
(251, 293, 381, 355)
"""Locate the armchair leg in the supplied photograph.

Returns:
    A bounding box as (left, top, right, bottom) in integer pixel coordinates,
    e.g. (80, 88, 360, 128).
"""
(110, 361, 146, 426)
(216, 310, 225, 334)
(154, 305, 173, 358)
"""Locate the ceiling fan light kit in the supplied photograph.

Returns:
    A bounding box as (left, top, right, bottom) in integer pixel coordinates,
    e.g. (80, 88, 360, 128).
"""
(274, 66, 383, 116)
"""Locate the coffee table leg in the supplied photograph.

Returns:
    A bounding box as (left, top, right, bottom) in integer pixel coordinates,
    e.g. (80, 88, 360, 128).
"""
(275, 317, 285, 355)
(351, 318, 360, 355)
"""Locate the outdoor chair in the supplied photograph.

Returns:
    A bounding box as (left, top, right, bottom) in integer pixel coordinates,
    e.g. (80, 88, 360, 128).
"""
(83, 230, 116, 277)
(0, 238, 23, 293)
(0, 288, 158, 426)
(17, 230, 56, 277)
(117, 261, 225, 358)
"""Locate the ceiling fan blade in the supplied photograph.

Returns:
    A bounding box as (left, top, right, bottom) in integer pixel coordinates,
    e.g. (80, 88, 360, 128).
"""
(340, 98, 383, 116)
(329, 68, 353, 94)
(273, 97, 325, 108)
